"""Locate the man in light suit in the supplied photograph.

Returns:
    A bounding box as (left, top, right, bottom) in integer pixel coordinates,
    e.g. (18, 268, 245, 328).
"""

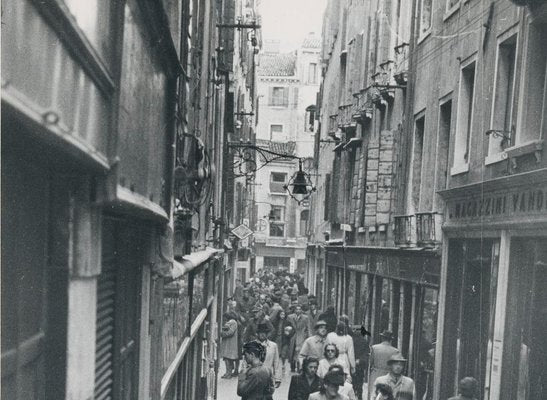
(256, 322, 282, 387)
(368, 330, 400, 400)
(287, 304, 310, 371)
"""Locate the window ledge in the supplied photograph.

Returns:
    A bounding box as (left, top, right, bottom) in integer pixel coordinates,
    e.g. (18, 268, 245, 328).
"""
(485, 151, 508, 165)
(417, 29, 432, 45)
(443, 4, 460, 21)
(505, 139, 544, 169)
(450, 162, 469, 176)
(505, 139, 544, 158)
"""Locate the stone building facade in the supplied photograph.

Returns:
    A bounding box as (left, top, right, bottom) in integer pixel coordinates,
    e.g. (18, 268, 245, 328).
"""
(252, 35, 321, 276)
(309, 0, 547, 399)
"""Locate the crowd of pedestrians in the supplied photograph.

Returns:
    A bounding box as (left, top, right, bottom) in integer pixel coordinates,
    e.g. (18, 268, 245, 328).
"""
(220, 269, 477, 400)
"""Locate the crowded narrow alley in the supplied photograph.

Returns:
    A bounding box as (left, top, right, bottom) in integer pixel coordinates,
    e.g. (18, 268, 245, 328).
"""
(3, 0, 547, 399)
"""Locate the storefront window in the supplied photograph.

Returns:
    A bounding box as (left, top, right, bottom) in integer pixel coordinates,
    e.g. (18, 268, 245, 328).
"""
(346, 271, 356, 323)
(415, 287, 438, 400)
(440, 239, 499, 399)
(501, 237, 547, 400)
(380, 279, 391, 333)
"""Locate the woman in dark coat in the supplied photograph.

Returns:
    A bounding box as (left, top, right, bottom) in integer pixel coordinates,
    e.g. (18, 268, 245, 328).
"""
(288, 356, 321, 400)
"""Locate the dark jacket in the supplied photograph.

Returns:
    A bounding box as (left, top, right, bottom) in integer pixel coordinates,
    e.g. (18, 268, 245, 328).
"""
(288, 373, 322, 400)
(237, 364, 274, 400)
(318, 308, 337, 333)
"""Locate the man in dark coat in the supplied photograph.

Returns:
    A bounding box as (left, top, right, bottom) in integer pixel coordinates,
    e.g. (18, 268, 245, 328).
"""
(288, 356, 321, 400)
(318, 305, 337, 333)
(237, 341, 275, 400)
(350, 325, 370, 400)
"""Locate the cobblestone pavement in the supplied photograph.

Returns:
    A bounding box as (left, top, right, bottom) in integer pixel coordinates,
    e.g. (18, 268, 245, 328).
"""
(216, 362, 293, 400)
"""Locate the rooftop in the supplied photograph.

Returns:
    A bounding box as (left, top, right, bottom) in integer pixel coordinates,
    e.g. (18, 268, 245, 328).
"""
(256, 139, 297, 158)
(302, 35, 321, 49)
(257, 53, 297, 77)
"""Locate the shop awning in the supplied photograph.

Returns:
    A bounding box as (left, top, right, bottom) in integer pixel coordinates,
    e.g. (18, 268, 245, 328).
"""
(172, 247, 224, 279)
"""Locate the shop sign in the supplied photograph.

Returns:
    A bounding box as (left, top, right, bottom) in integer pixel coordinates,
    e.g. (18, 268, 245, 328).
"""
(231, 224, 253, 239)
(447, 186, 547, 221)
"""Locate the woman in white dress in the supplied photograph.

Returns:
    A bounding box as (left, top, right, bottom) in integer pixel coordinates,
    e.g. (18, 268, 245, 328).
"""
(317, 343, 351, 379)
(327, 322, 356, 375)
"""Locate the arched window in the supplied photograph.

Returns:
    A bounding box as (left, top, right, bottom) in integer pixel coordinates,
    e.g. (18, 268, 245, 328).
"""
(305, 105, 316, 132)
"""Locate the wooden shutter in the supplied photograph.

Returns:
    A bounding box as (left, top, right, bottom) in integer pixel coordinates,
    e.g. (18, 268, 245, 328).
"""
(292, 87, 298, 108)
(94, 221, 117, 400)
(324, 173, 331, 221)
(283, 87, 289, 107)
(268, 87, 274, 106)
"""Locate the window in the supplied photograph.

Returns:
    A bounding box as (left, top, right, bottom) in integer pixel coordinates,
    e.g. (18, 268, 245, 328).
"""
(452, 60, 476, 174)
(308, 63, 318, 84)
(412, 114, 425, 209)
(300, 210, 310, 236)
(269, 206, 285, 237)
(489, 34, 517, 158)
(418, 0, 432, 37)
(270, 124, 283, 139)
(516, 23, 547, 145)
(269, 86, 289, 106)
(263, 257, 290, 270)
(270, 172, 288, 193)
(437, 100, 452, 192)
(305, 105, 316, 132)
(64, 0, 116, 68)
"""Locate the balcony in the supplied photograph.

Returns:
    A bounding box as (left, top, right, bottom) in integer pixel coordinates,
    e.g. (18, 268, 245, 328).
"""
(415, 212, 441, 247)
(353, 90, 373, 123)
(394, 215, 414, 246)
(338, 104, 355, 129)
(328, 114, 339, 135)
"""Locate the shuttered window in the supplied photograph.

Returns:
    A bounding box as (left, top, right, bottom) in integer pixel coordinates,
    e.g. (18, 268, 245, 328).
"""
(268, 87, 289, 106)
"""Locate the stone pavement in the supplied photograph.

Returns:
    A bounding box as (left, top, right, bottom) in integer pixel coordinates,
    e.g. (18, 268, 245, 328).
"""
(216, 362, 293, 400)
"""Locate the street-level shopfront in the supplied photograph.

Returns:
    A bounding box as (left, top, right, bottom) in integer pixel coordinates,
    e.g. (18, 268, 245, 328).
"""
(324, 246, 441, 400)
(437, 169, 547, 400)
(305, 244, 326, 306)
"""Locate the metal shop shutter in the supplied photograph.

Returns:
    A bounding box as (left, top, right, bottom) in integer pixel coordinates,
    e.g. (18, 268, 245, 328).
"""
(94, 221, 117, 400)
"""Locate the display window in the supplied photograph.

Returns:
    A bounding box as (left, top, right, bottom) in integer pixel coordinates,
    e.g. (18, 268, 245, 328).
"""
(501, 237, 547, 400)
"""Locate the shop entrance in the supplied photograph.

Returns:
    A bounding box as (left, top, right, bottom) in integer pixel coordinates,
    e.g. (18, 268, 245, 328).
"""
(441, 239, 499, 399)
(502, 237, 547, 400)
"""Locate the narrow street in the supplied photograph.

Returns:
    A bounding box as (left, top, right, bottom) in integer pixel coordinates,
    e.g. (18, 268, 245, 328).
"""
(3, 0, 547, 399)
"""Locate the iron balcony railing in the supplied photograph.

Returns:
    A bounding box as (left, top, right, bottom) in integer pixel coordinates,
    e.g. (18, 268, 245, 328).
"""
(416, 212, 441, 247)
(394, 215, 414, 246)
